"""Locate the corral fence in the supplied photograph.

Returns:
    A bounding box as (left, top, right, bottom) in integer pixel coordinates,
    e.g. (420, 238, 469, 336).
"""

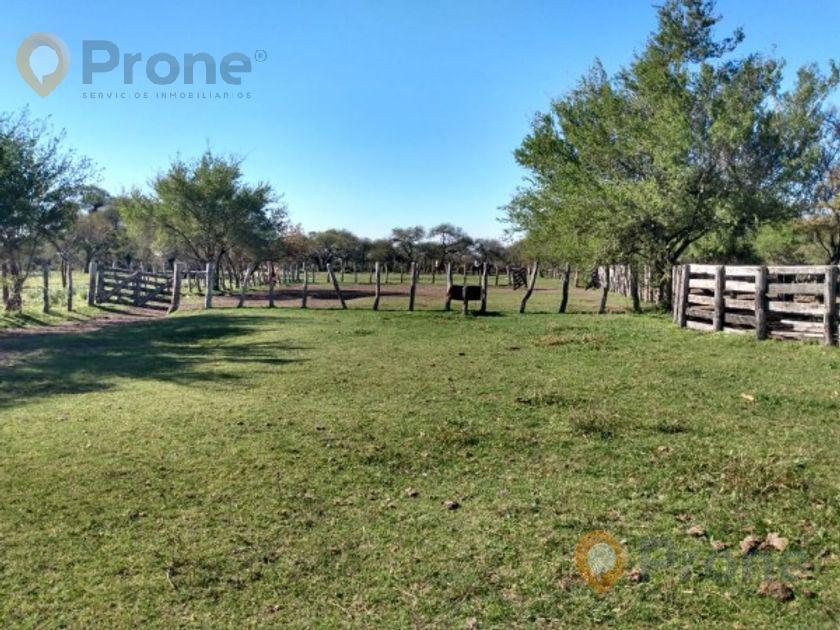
(92, 266, 174, 310)
(80, 259, 657, 316)
(672, 264, 839, 346)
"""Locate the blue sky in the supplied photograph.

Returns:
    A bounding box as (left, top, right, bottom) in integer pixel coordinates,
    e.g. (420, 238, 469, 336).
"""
(3, 1, 840, 240)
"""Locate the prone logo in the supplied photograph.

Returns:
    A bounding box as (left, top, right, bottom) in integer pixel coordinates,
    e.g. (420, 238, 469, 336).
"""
(82, 41, 252, 85)
(16, 33, 70, 97)
(17, 33, 256, 96)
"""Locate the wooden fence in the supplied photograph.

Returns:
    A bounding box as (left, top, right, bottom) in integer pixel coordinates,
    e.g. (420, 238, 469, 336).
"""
(672, 264, 839, 346)
(94, 266, 174, 310)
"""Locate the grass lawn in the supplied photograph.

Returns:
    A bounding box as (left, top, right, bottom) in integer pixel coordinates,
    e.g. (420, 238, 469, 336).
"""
(0, 296, 838, 626)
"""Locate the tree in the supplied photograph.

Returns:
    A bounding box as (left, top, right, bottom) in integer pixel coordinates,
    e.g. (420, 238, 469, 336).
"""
(506, 0, 838, 307)
(390, 226, 425, 262)
(308, 229, 363, 269)
(428, 223, 472, 262)
(119, 150, 285, 281)
(0, 110, 92, 311)
(471, 238, 508, 265)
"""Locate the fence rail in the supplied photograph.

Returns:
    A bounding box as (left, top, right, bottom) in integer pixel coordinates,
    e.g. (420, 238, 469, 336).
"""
(672, 264, 839, 345)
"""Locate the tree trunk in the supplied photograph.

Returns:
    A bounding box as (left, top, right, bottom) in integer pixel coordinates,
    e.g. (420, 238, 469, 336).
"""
(598, 266, 610, 314)
(1, 263, 9, 310)
(629, 265, 641, 313)
(558, 263, 570, 313)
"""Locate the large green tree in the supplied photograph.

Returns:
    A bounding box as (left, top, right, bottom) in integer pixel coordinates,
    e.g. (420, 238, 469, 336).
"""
(0, 110, 92, 311)
(120, 150, 285, 275)
(506, 0, 838, 306)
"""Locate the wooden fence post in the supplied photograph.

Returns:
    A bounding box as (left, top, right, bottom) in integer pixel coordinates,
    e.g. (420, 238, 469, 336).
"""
(132, 270, 141, 306)
(713, 265, 725, 331)
(559, 262, 570, 313)
(373, 262, 381, 310)
(301, 262, 309, 308)
(480, 262, 488, 313)
(204, 262, 214, 309)
(519, 262, 539, 313)
(755, 265, 768, 340)
(823, 265, 837, 346)
(66, 263, 74, 311)
(678, 264, 690, 327)
(168, 262, 183, 314)
(87, 261, 98, 306)
(42, 263, 50, 313)
(408, 262, 418, 311)
(444, 262, 453, 311)
(327, 263, 347, 309)
(268, 262, 276, 308)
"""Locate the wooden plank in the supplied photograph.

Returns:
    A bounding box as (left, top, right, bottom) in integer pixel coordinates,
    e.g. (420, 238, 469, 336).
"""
(770, 330, 822, 341)
(678, 264, 690, 327)
(768, 265, 828, 275)
(688, 294, 714, 305)
(724, 312, 756, 327)
(444, 263, 453, 311)
(775, 319, 823, 333)
(768, 301, 823, 316)
(302, 262, 309, 308)
(372, 262, 381, 310)
(824, 266, 837, 346)
(724, 266, 759, 277)
(686, 306, 713, 320)
(755, 266, 768, 340)
(767, 282, 823, 296)
(713, 265, 725, 331)
(689, 278, 715, 289)
(327, 263, 347, 309)
(725, 279, 755, 292)
(408, 261, 418, 311)
(725, 297, 755, 310)
(688, 264, 718, 274)
(87, 262, 98, 306)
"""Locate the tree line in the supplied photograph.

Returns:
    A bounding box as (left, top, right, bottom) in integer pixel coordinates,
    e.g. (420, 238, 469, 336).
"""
(505, 0, 840, 307)
(0, 112, 519, 312)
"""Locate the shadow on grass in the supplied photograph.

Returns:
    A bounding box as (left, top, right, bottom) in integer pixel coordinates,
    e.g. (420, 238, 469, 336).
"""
(0, 313, 307, 410)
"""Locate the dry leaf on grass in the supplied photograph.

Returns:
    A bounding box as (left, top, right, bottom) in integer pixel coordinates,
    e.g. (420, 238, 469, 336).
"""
(763, 532, 789, 552)
(444, 500, 460, 510)
(740, 393, 755, 403)
(757, 579, 794, 602)
(687, 524, 707, 537)
(404, 487, 419, 498)
(710, 540, 728, 552)
(626, 567, 648, 583)
(740, 535, 762, 556)
(675, 513, 692, 523)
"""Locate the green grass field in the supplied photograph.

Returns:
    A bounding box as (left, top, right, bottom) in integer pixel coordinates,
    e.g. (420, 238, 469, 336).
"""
(1, 290, 838, 626)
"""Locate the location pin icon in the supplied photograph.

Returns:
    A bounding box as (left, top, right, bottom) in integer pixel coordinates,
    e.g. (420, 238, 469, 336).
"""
(17, 33, 70, 97)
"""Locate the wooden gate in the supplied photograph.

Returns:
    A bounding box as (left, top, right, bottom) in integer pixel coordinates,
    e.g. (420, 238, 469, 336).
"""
(95, 267, 173, 310)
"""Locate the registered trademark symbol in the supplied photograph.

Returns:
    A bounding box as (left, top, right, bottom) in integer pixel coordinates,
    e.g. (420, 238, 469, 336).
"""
(254, 50, 267, 62)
